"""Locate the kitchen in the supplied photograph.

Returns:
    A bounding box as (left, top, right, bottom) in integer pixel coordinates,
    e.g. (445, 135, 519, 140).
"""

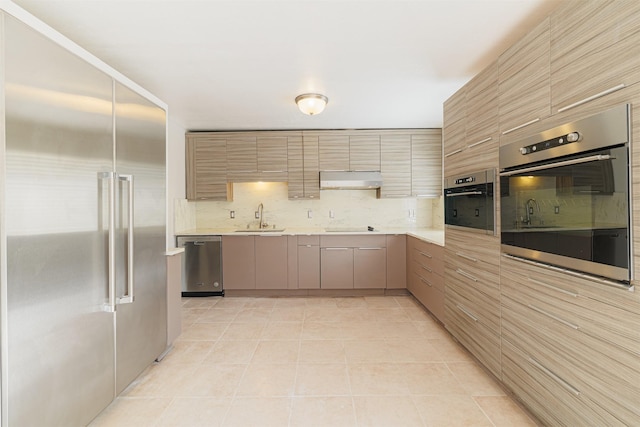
(1, 0, 640, 426)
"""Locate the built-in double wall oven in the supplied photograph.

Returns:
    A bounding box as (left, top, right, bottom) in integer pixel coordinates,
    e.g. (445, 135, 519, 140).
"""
(444, 169, 495, 235)
(499, 104, 632, 283)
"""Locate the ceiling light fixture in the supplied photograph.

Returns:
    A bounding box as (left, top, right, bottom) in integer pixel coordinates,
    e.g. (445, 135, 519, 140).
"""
(295, 93, 328, 116)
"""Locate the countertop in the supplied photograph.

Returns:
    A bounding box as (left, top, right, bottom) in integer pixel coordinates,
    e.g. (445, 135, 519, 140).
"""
(176, 227, 444, 246)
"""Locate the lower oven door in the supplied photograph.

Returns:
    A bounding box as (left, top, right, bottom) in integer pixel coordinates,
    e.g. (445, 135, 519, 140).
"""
(499, 144, 630, 282)
(444, 182, 494, 234)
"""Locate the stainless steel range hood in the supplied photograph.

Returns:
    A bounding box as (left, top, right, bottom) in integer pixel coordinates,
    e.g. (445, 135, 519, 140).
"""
(320, 171, 383, 189)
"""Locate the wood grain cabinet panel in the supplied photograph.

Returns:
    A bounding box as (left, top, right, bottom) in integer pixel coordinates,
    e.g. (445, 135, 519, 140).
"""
(256, 134, 288, 181)
(222, 235, 255, 289)
(444, 228, 501, 377)
(411, 130, 442, 197)
(380, 134, 412, 198)
(349, 134, 380, 171)
(500, 256, 640, 426)
(289, 132, 320, 200)
(287, 134, 305, 199)
(551, 0, 640, 114)
(227, 135, 258, 181)
(185, 134, 230, 200)
(318, 133, 349, 171)
(498, 17, 551, 144)
(255, 235, 288, 289)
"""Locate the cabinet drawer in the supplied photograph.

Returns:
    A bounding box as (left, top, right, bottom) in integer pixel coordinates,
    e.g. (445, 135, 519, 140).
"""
(445, 229, 500, 268)
(444, 293, 501, 377)
(298, 235, 319, 245)
(501, 339, 621, 427)
(445, 272, 500, 333)
(410, 264, 444, 292)
(320, 234, 386, 248)
(409, 274, 444, 322)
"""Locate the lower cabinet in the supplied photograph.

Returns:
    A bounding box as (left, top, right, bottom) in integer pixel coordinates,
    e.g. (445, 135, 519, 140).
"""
(406, 236, 445, 321)
(386, 234, 407, 289)
(444, 229, 501, 378)
(501, 255, 640, 426)
(320, 247, 354, 289)
(320, 235, 387, 289)
(255, 235, 288, 289)
(298, 235, 320, 289)
(222, 235, 256, 289)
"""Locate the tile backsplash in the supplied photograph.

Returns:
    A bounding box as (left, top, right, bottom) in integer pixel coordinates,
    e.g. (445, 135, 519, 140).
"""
(174, 182, 443, 232)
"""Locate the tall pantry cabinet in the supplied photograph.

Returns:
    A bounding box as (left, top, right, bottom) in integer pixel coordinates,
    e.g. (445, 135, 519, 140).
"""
(0, 5, 169, 427)
(444, 1, 640, 425)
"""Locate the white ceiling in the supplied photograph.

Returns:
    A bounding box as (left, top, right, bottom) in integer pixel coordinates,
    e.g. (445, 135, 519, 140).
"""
(11, 0, 560, 131)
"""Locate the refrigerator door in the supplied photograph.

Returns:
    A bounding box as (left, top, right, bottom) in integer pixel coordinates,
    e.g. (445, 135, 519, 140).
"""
(3, 15, 116, 426)
(113, 82, 167, 393)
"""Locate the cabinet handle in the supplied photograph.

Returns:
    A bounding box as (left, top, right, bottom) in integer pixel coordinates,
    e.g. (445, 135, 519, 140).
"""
(502, 118, 540, 135)
(413, 193, 439, 198)
(528, 357, 581, 396)
(418, 276, 433, 287)
(456, 304, 478, 322)
(528, 278, 578, 298)
(420, 264, 432, 273)
(261, 170, 286, 173)
(358, 247, 383, 250)
(324, 247, 349, 250)
(455, 252, 477, 262)
(467, 136, 492, 148)
(456, 268, 478, 282)
(418, 250, 432, 259)
(258, 234, 283, 237)
(557, 84, 626, 113)
(528, 304, 579, 330)
(444, 148, 463, 158)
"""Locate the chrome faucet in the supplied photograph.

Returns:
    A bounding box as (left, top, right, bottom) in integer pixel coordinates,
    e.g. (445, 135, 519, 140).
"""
(257, 203, 266, 228)
(524, 198, 540, 225)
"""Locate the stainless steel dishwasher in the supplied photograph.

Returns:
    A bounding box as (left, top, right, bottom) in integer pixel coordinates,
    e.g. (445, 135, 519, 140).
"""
(176, 235, 224, 297)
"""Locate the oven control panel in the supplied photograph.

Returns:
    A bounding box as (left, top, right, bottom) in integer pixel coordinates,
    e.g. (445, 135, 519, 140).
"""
(520, 132, 580, 155)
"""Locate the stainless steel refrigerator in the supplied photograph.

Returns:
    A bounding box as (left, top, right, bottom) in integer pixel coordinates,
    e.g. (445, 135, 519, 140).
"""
(1, 11, 167, 426)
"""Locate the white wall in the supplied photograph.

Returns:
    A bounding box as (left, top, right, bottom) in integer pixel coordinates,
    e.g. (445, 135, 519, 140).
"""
(167, 118, 187, 244)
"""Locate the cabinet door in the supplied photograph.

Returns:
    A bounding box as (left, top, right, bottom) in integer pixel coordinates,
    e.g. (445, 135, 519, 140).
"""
(227, 135, 258, 180)
(318, 133, 349, 171)
(186, 135, 229, 200)
(287, 134, 305, 199)
(349, 134, 380, 171)
(298, 244, 320, 289)
(303, 134, 320, 198)
(551, 1, 640, 114)
(386, 235, 406, 288)
(498, 17, 551, 143)
(257, 134, 288, 181)
(222, 235, 255, 289)
(354, 247, 387, 289)
(255, 235, 288, 289)
(380, 134, 412, 198)
(411, 131, 442, 197)
(443, 87, 466, 175)
(320, 248, 354, 289)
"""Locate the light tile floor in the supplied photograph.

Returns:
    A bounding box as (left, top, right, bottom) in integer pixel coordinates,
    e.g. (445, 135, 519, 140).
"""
(90, 296, 539, 427)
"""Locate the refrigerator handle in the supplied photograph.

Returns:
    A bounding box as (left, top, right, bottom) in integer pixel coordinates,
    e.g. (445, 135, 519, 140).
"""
(100, 172, 116, 312)
(117, 174, 135, 304)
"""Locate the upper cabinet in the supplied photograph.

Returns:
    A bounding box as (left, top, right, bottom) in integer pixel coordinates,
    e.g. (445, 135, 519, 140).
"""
(185, 134, 230, 201)
(349, 133, 381, 171)
(380, 133, 412, 198)
(187, 128, 440, 200)
(411, 130, 442, 197)
(443, 87, 466, 176)
(550, 0, 640, 116)
(498, 17, 551, 144)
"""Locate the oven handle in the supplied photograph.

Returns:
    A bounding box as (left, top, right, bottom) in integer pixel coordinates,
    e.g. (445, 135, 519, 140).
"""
(445, 191, 484, 197)
(499, 154, 612, 177)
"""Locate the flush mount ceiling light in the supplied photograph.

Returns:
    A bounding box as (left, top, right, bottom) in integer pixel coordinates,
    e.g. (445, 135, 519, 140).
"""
(295, 93, 328, 116)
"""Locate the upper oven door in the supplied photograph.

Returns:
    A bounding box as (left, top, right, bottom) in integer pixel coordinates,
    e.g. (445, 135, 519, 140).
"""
(444, 170, 495, 235)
